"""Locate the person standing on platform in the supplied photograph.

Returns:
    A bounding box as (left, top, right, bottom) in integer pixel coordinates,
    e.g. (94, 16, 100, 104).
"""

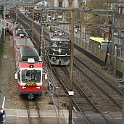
(0, 109, 5, 124)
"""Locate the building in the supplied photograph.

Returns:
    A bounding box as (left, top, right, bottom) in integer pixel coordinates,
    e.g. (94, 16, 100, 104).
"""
(48, 0, 84, 8)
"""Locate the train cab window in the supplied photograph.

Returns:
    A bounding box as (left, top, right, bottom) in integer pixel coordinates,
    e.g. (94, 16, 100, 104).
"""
(21, 70, 41, 83)
(50, 41, 69, 48)
(51, 42, 57, 47)
(59, 41, 69, 47)
(18, 71, 20, 82)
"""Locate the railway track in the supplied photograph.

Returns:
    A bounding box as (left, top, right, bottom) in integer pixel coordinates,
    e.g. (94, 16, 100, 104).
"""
(52, 66, 114, 124)
(74, 51, 121, 95)
(24, 98, 41, 124)
(73, 56, 122, 110)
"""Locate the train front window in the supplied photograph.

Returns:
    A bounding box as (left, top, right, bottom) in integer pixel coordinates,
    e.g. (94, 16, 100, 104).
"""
(21, 70, 41, 83)
(50, 41, 69, 48)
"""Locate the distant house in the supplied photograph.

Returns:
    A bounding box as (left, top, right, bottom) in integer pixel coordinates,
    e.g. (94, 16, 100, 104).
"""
(34, 0, 48, 9)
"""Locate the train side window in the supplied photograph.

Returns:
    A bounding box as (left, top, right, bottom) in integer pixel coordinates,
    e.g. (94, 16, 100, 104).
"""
(59, 2, 62, 7)
(51, 42, 57, 47)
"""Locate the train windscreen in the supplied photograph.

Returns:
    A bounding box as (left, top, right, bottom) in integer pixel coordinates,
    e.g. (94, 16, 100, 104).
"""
(21, 69, 41, 83)
(50, 41, 69, 48)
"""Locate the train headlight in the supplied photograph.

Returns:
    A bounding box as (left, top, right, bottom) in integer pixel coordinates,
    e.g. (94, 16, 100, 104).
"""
(36, 87, 40, 89)
(59, 49, 61, 53)
(22, 86, 26, 89)
(29, 65, 34, 68)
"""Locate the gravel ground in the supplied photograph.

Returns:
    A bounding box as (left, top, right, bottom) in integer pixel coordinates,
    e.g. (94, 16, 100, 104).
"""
(73, 49, 121, 112)
(74, 49, 120, 82)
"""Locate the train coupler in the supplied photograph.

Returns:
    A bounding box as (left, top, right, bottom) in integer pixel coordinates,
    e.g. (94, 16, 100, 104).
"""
(27, 94, 34, 99)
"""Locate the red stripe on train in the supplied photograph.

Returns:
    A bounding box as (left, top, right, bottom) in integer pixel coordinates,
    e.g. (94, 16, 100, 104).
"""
(19, 63, 43, 68)
(18, 84, 43, 92)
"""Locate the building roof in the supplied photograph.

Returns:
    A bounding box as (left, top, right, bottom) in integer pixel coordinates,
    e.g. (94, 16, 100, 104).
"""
(90, 36, 105, 43)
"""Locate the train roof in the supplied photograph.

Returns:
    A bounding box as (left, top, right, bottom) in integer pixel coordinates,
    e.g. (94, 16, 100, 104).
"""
(90, 37, 104, 43)
(20, 48, 39, 61)
(16, 29, 26, 34)
(14, 24, 23, 30)
(16, 29, 27, 37)
(50, 37, 70, 42)
(90, 36, 112, 43)
(15, 38, 34, 47)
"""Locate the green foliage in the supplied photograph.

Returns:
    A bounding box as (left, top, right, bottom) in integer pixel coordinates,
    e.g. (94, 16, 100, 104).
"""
(84, 0, 112, 36)
(0, 47, 3, 56)
(86, 0, 109, 9)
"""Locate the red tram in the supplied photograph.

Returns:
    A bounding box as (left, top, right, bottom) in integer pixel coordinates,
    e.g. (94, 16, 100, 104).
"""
(13, 23, 45, 99)
(15, 48, 43, 98)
